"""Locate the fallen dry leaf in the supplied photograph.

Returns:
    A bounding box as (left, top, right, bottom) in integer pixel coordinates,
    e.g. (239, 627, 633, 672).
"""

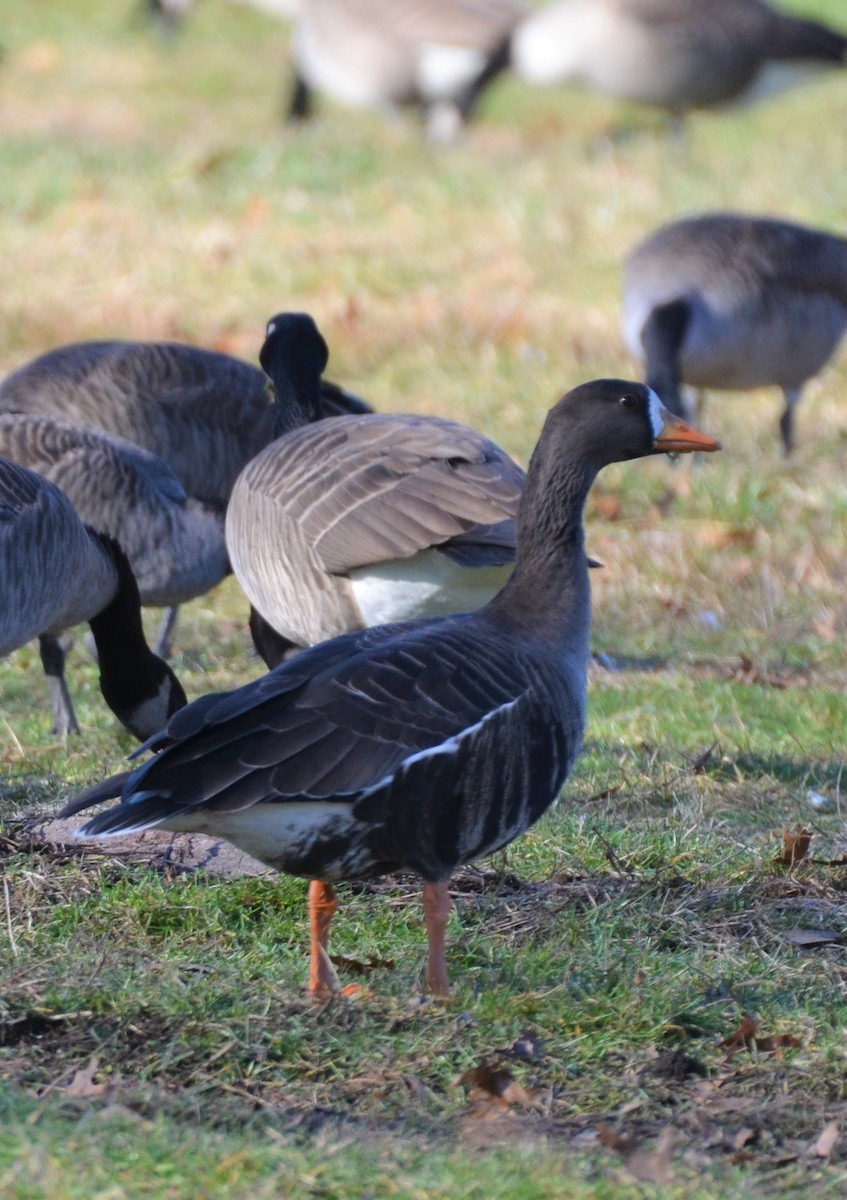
(598, 1124, 680, 1186)
(733, 655, 788, 689)
(455, 1063, 543, 1118)
(60, 1057, 115, 1101)
(329, 952, 395, 976)
(732, 1127, 757, 1151)
(808, 1120, 839, 1159)
(776, 827, 812, 867)
(719, 1015, 801, 1057)
(498, 1030, 544, 1063)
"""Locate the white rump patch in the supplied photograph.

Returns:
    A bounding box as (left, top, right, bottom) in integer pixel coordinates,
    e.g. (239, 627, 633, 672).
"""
(349, 549, 511, 628)
(158, 801, 362, 870)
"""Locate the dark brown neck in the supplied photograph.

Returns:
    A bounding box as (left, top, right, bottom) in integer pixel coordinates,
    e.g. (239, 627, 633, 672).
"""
(486, 453, 594, 654)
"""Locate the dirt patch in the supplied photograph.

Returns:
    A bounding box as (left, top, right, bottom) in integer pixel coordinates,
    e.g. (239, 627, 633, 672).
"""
(12, 817, 271, 880)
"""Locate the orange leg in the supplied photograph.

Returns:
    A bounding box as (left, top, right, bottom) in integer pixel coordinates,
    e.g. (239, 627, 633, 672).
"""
(422, 880, 453, 996)
(308, 879, 340, 996)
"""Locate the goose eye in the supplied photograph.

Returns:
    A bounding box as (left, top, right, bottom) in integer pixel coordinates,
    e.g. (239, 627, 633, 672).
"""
(619, 395, 637, 409)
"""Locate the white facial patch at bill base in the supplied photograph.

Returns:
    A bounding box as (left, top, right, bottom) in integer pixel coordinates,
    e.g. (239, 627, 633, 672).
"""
(645, 387, 667, 441)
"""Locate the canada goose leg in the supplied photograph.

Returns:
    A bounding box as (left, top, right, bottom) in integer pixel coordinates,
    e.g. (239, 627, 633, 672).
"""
(780, 387, 801, 456)
(453, 37, 511, 123)
(288, 74, 312, 122)
(422, 880, 453, 996)
(154, 606, 178, 659)
(308, 879, 341, 996)
(38, 634, 80, 737)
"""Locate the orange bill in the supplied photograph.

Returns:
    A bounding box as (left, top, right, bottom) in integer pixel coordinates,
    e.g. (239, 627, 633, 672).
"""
(655, 410, 721, 453)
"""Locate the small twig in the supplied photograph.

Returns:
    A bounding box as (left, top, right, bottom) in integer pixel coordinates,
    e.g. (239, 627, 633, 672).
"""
(3, 878, 18, 958)
(594, 832, 635, 877)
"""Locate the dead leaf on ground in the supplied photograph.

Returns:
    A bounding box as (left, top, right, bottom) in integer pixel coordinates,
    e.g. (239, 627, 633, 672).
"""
(497, 1030, 544, 1063)
(597, 1124, 681, 1186)
(455, 1063, 543, 1119)
(775, 827, 812, 867)
(329, 952, 395, 976)
(808, 1120, 839, 1159)
(719, 1015, 802, 1057)
(58, 1057, 116, 1101)
(732, 1127, 757, 1151)
(782, 927, 842, 948)
(732, 655, 788, 689)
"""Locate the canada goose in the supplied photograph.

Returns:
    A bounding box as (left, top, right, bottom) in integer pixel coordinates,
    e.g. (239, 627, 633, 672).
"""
(1, 458, 187, 738)
(0, 412, 230, 629)
(621, 212, 847, 454)
(287, 0, 529, 140)
(0, 338, 371, 651)
(62, 380, 719, 995)
(225, 313, 525, 667)
(0, 339, 371, 507)
(511, 0, 846, 123)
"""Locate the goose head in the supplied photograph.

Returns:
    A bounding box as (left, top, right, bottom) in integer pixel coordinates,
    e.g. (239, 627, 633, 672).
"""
(260, 312, 330, 434)
(541, 379, 720, 472)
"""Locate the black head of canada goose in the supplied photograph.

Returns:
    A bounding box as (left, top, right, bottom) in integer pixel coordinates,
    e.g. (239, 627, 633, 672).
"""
(287, 0, 529, 140)
(621, 212, 847, 454)
(512, 0, 846, 122)
(0, 457, 187, 739)
(0, 336, 371, 653)
(226, 312, 526, 666)
(62, 379, 719, 996)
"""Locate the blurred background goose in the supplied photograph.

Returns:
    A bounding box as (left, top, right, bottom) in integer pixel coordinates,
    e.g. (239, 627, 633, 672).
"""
(62, 380, 719, 996)
(1, 458, 186, 738)
(286, 0, 529, 140)
(225, 313, 525, 667)
(0, 413, 229, 654)
(621, 212, 847, 454)
(512, 0, 847, 126)
(0, 336, 371, 649)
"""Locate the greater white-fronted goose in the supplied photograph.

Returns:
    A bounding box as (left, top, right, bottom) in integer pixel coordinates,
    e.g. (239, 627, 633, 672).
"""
(0, 337, 371, 652)
(1, 458, 186, 738)
(512, 0, 846, 123)
(225, 313, 524, 667)
(621, 212, 847, 454)
(287, 0, 529, 139)
(61, 379, 719, 995)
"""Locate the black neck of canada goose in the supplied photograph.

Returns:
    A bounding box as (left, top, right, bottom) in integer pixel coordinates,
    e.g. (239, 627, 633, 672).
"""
(486, 379, 719, 647)
(260, 313, 330, 439)
(88, 535, 188, 740)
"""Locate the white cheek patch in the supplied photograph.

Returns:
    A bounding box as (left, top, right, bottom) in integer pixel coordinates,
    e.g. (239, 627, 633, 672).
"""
(645, 388, 667, 441)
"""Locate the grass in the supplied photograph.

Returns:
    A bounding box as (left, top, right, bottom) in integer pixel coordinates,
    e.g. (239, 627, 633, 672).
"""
(3, 0, 847, 1195)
